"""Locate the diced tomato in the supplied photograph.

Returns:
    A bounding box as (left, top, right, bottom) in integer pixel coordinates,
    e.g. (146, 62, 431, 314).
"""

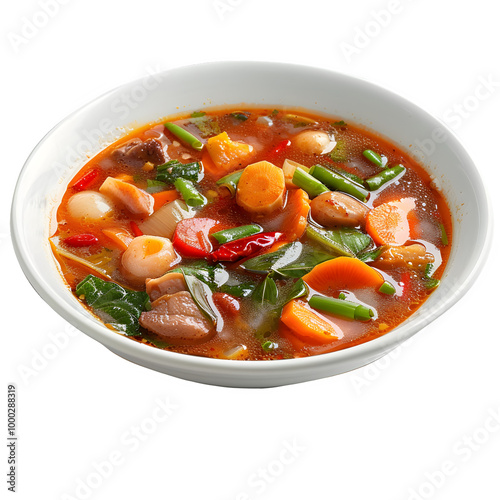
(173, 218, 219, 258)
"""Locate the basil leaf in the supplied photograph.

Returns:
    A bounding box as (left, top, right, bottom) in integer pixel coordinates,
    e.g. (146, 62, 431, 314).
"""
(241, 242, 303, 274)
(183, 272, 218, 324)
(170, 261, 228, 291)
(252, 274, 278, 305)
(75, 275, 150, 336)
(283, 279, 308, 305)
(219, 283, 255, 297)
(276, 247, 333, 278)
(156, 160, 202, 184)
(230, 112, 250, 121)
(306, 226, 371, 257)
(358, 245, 387, 263)
(329, 139, 348, 162)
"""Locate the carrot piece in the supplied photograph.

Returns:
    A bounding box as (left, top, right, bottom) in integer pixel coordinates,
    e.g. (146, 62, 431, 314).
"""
(206, 132, 254, 173)
(201, 150, 220, 178)
(236, 161, 285, 215)
(151, 190, 179, 211)
(281, 188, 310, 241)
(281, 300, 340, 344)
(365, 198, 416, 246)
(102, 227, 134, 251)
(302, 256, 384, 292)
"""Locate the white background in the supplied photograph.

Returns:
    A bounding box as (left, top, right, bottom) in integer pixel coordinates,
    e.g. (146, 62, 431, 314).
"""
(2, 1, 499, 499)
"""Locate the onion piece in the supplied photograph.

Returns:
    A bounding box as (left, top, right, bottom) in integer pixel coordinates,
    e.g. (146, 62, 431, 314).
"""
(256, 116, 273, 127)
(138, 200, 194, 239)
(51, 241, 111, 279)
(282, 159, 309, 189)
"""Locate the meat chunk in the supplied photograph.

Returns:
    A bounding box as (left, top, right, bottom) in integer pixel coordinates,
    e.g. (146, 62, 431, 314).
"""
(99, 176, 154, 216)
(111, 138, 165, 168)
(139, 291, 214, 344)
(146, 272, 187, 301)
(376, 244, 435, 270)
(310, 191, 369, 228)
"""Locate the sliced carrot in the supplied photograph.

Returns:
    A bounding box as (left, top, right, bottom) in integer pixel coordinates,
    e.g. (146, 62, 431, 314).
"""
(302, 256, 384, 292)
(281, 300, 340, 344)
(365, 198, 416, 246)
(236, 161, 285, 215)
(102, 227, 134, 251)
(206, 132, 254, 173)
(151, 189, 179, 211)
(281, 188, 310, 241)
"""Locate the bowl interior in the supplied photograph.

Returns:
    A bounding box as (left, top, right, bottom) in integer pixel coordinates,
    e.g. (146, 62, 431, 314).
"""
(11, 62, 490, 387)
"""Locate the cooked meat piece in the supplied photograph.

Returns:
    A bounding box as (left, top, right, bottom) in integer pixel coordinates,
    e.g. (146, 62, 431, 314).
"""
(99, 176, 154, 216)
(146, 272, 187, 301)
(139, 291, 215, 344)
(376, 244, 434, 269)
(111, 138, 165, 168)
(310, 191, 369, 228)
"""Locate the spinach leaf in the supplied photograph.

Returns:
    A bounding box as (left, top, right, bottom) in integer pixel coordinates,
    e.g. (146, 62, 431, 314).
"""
(155, 160, 202, 185)
(183, 273, 218, 324)
(75, 275, 150, 336)
(306, 226, 372, 257)
(241, 242, 303, 274)
(283, 279, 308, 305)
(252, 274, 278, 305)
(276, 247, 333, 278)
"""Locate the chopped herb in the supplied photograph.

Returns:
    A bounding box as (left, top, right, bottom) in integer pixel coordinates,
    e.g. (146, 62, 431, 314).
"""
(262, 341, 278, 352)
(155, 159, 202, 185)
(338, 292, 346, 300)
(271, 109, 279, 115)
(440, 223, 449, 246)
(230, 112, 249, 121)
(332, 120, 347, 127)
(252, 273, 279, 305)
(191, 111, 206, 118)
(329, 139, 348, 162)
(293, 122, 309, 128)
(190, 116, 221, 138)
(423, 263, 440, 290)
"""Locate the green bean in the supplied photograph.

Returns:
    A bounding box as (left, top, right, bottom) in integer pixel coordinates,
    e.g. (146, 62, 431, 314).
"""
(216, 169, 244, 196)
(292, 167, 329, 198)
(308, 294, 374, 321)
(365, 165, 406, 191)
(363, 149, 387, 167)
(212, 224, 262, 244)
(174, 178, 207, 207)
(378, 281, 396, 295)
(308, 165, 369, 202)
(164, 122, 203, 151)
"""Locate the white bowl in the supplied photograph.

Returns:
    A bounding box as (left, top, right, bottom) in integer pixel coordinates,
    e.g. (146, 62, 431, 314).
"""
(11, 62, 491, 387)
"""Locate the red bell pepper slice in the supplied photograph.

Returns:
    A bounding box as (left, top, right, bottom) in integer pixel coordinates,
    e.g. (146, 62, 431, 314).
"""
(64, 234, 99, 247)
(173, 218, 219, 258)
(210, 232, 283, 262)
(267, 139, 291, 157)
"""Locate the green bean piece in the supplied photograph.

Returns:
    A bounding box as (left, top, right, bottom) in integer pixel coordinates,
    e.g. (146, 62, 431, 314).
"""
(215, 169, 244, 197)
(309, 294, 375, 321)
(164, 122, 203, 151)
(174, 178, 207, 207)
(378, 281, 396, 295)
(212, 224, 262, 244)
(308, 165, 369, 202)
(363, 149, 387, 168)
(292, 167, 329, 198)
(365, 165, 406, 191)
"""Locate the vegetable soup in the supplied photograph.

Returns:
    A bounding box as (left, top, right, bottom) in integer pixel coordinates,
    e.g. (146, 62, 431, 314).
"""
(51, 108, 452, 360)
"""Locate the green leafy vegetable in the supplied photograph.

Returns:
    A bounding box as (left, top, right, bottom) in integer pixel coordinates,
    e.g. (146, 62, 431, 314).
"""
(242, 242, 303, 274)
(262, 341, 278, 352)
(146, 179, 167, 193)
(423, 263, 440, 290)
(219, 283, 256, 298)
(439, 223, 449, 246)
(183, 272, 218, 324)
(276, 247, 334, 278)
(230, 112, 249, 121)
(332, 120, 347, 127)
(75, 275, 150, 335)
(358, 245, 387, 263)
(284, 279, 308, 305)
(252, 274, 279, 305)
(329, 139, 348, 162)
(191, 111, 206, 118)
(190, 116, 221, 137)
(156, 160, 202, 185)
(170, 261, 228, 291)
(306, 226, 372, 257)
(271, 109, 279, 115)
